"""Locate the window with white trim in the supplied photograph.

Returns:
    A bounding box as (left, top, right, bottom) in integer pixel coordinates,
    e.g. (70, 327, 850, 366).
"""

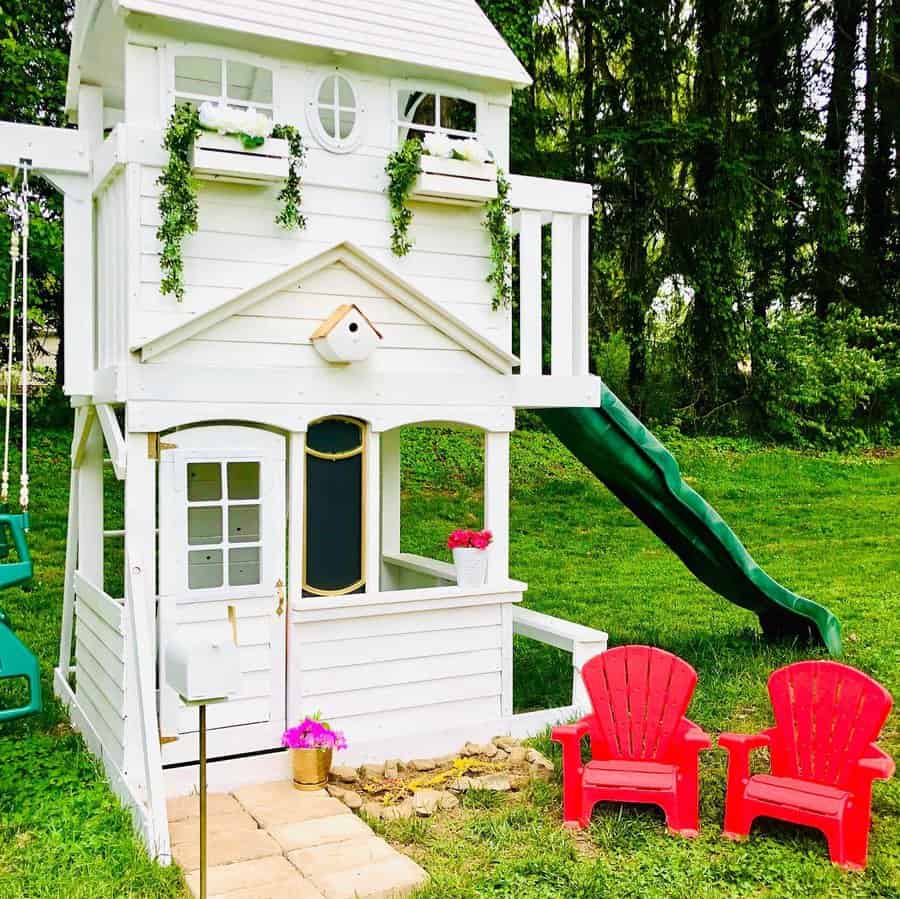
(308, 73, 362, 152)
(396, 89, 478, 146)
(172, 55, 274, 118)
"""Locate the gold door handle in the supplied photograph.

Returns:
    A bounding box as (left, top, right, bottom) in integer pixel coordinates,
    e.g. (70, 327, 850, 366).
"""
(275, 579, 285, 617)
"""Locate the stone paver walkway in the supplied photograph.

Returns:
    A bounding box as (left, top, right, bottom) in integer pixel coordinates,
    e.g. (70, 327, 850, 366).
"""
(168, 781, 427, 899)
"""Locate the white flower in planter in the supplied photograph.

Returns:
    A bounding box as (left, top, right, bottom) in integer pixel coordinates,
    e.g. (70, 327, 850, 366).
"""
(460, 138, 491, 164)
(423, 132, 455, 159)
(198, 102, 273, 140)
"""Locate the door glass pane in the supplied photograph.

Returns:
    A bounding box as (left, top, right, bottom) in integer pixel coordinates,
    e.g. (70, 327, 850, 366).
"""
(188, 549, 224, 589)
(229, 505, 259, 543)
(397, 90, 434, 125)
(175, 56, 222, 97)
(188, 507, 223, 545)
(229, 547, 260, 586)
(188, 463, 222, 501)
(227, 462, 260, 500)
(227, 61, 272, 104)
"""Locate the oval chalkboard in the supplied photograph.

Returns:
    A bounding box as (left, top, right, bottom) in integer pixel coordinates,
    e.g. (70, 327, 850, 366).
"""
(303, 418, 365, 596)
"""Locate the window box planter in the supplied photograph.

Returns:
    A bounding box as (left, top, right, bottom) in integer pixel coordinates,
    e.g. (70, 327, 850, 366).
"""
(410, 155, 498, 206)
(190, 132, 290, 184)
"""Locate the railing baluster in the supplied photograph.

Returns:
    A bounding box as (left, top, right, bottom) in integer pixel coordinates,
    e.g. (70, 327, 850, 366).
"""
(518, 210, 543, 376)
(551, 213, 574, 376)
(573, 213, 590, 376)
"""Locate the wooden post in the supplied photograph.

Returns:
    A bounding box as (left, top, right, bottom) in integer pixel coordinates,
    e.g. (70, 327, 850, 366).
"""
(484, 431, 510, 583)
(58, 464, 80, 675)
(551, 213, 574, 376)
(286, 430, 305, 725)
(572, 213, 590, 377)
(364, 429, 381, 593)
(380, 428, 401, 588)
(519, 210, 543, 377)
(77, 413, 104, 587)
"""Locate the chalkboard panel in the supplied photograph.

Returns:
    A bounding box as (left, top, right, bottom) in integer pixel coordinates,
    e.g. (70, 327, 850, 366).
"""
(304, 418, 365, 595)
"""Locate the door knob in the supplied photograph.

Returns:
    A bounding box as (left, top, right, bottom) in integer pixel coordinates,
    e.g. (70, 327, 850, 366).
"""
(275, 579, 285, 617)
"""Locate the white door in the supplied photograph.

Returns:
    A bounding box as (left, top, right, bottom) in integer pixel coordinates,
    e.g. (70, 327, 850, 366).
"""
(158, 425, 286, 761)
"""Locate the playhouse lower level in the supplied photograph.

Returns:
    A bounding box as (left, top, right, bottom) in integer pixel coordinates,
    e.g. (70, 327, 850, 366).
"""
(54, 406, 606, 862)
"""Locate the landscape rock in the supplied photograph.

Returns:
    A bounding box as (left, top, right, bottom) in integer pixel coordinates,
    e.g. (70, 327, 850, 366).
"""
(460, 742, 481, 757)
(360, 801, 384, 820)
(339, 790, 363, 810)
(409, 758, 436, 772)
(507, 746, 527, 766)
(526, 749, 554, 772)
(474, 774, 511, 792)
(493, 747, 509, 761)
(411, 790, 442, 817)
(438, 791, 459, 810)
(492, 736, 520, 750)
(448, 777, 473, 793)
(479, 743, 498, 758)
(383, 759, 401, 780)
(435, 753, 458, 766)
(359, 763, 384, 780)
(381, 800, 414, 822)
(330, 765, 360, 784)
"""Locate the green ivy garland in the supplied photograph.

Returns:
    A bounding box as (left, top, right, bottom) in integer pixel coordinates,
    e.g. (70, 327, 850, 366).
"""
(484, 167, 512, 310)
(157, 105, 307, 301)
(271, 124, 307, 231)
(385, 139, 423, 257)
(384, 140, 513, 309)
(157, 104, 202, 302)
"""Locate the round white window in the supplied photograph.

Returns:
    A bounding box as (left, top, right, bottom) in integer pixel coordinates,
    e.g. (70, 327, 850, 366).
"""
(308, 73, 363, 153)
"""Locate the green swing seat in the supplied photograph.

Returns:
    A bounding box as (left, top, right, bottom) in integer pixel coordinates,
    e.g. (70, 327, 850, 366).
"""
(0, 511, 42, 722)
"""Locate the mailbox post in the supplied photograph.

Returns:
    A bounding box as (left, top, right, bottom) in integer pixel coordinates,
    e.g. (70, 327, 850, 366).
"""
(165, 608, 242, 899)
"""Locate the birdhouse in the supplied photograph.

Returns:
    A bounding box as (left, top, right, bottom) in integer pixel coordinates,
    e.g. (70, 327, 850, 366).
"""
(165, 618, 242, 704)
(311, 304, 382, 364)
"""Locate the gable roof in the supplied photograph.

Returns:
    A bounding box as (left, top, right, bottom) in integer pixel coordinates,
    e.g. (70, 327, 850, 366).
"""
(310, 304, 383, 340)
(135, 241, 519, 373)
(115, 0, 531, 87)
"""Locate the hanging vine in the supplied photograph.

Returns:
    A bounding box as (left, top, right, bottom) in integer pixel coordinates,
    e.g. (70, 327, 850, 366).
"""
(157, 104, 202, 302)
(385, 139, 423, 257)
(484, 167, 512, 310)
(384, 141, 513, 309)
(157, 106, 307, 301)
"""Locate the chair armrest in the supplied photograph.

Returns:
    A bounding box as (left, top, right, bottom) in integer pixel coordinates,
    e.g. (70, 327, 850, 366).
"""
(855, 745, 895, 782)
(674, 718, 712, 756)
(551, 718, 591, 746)
(718, 731, 771, 753)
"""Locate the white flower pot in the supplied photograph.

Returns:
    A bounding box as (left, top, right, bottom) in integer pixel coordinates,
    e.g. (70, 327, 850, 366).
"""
(452, 547, 489, 588)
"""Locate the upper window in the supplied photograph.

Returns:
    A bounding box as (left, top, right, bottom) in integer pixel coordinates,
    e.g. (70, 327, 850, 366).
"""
(173, 55, 274, 118)
(396, 89, 478, 146)
(308, 73, 362, 153)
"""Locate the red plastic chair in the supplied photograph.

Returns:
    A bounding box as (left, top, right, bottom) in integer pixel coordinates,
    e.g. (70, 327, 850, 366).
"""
(721, 660, 894, 870)
(551, 646, 712, 835)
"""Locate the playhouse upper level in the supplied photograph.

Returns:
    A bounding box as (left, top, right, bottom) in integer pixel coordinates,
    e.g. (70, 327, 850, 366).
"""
(21, 1, 598, 417)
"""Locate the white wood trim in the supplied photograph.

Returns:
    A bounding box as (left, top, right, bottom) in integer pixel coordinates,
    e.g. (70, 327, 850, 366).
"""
(511, 607, 608, 652)
(550, 214, 574, 376)
(71, 406, 95, 468)
(518, 210, 542, 377)
(484, 432, 509, 582)
(382, 552, 455, 582)
(58, 463, 80, 676)
(379, 429, 401, 558)
(0, 122, 90, 175)
(508, 174, 592, 215)
(96, 404, 127, 479)
(74, 572, 124, 632)
(286, 431, 305, 726)
(77, 419, 104, 586)
(573, 213, 590, 376)
(364, 428, 381, 594)
(63, 189, 94, 395)
(135, 241, 518, 373)
(501, 602, 513, 717)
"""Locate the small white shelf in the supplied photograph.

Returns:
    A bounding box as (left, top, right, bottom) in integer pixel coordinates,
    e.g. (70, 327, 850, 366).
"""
(190, 133, 289, 184)
(411, 155, 498, 206)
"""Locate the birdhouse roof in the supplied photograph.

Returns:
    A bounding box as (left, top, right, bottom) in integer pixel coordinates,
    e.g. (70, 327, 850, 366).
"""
(98, 0, 531, 88)
(310, 304, 383, 341)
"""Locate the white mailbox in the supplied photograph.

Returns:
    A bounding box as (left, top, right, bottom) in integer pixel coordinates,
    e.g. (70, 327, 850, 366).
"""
(165, 617, 242, 704)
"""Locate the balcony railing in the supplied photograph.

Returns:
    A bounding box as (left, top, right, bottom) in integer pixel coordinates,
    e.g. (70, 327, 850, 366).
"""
(508, 175, 593, 378)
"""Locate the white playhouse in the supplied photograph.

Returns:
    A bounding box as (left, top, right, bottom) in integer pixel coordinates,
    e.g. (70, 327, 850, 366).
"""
(1, 0, 607, 862)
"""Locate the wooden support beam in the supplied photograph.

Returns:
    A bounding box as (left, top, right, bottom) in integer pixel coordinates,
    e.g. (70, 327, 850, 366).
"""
(0, 121, 90, 176)
(95, 404, 127, 480)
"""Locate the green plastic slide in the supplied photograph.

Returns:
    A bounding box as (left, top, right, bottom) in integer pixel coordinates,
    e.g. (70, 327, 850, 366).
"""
(538, 387, 842, 656)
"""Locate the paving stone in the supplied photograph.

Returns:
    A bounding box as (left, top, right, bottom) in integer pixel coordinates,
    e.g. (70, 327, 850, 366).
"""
(307, 854, 428, 899)
(173, 828, 281, 872)
(209, 879, 324, 899)
(235, 781, 349, 828)
(269, 811, 373, 851)
(185, 856, 317, 898)
(167, 793, 244, 822)
(288, 836, 395, 879)
(169, 810, 260, 845)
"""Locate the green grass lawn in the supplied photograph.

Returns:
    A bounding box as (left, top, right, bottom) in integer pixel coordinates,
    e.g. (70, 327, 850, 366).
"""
(1, 426, 897, 897)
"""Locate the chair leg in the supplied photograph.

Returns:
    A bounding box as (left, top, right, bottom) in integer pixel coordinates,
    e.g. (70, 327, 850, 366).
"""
(827, 813, 870, 871)
(722, 799, 753, 841)
(661, 793, 699, 839)
(560, 775, 583, 827)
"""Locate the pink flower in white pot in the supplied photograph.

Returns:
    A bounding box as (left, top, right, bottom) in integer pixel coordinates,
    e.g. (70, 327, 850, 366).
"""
(447, 529, 493, 587)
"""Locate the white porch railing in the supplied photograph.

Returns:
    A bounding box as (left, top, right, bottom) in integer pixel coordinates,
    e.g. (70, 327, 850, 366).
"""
(509, 175, 593, 378)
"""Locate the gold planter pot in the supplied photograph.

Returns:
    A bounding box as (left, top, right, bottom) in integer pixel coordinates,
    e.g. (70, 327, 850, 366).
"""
(291, 747, 333, 791)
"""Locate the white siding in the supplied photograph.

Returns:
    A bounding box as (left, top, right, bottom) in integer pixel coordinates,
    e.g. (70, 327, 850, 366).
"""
(291, 602, 506, 742)
(148, 261, 499, 377)
(74, 574, 126, 767)
(95, 169, 129, 370)
(118, 0, 530, 86)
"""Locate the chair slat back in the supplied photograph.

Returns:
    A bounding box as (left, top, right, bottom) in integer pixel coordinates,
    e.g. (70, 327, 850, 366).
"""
(768, 661, 893, 787)
(582, 646, 698, 761)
